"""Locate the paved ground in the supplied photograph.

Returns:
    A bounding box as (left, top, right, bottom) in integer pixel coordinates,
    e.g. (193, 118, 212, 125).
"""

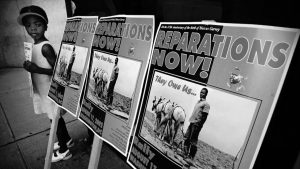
(0, 68, 132, 169)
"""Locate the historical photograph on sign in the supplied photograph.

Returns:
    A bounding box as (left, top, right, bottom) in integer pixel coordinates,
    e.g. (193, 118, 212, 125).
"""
(53, 43, 88, 90)
(86, 51, 142, 121)
(139, 71, 259, 169)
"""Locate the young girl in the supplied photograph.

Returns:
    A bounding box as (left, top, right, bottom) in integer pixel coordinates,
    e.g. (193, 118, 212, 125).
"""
(17, 5, 74, 162)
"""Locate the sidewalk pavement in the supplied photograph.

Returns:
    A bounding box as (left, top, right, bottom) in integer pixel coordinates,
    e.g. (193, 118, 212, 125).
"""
(0, 68, 131, 169)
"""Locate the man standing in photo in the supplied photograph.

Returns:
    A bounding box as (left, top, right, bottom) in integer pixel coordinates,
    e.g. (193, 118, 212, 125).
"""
(106, 57, 119, 109)
(66, 46, 76, 83)
(184, 88, 210, 163)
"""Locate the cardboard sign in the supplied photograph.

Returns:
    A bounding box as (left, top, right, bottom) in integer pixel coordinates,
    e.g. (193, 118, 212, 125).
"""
(48, 16, 98, 117)
(24, 42, 33, 96)
(78, 15, 154, 156)
(127, 22, 299, 169)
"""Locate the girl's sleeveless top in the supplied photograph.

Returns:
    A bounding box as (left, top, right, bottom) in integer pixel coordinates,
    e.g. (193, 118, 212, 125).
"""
(31, 41, 56, 120)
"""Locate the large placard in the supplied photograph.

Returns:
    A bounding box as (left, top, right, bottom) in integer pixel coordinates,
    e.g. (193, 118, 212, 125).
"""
(48, 16, 98, 117)
(127, 22, 299, 169)
(78, 15, 154, 155)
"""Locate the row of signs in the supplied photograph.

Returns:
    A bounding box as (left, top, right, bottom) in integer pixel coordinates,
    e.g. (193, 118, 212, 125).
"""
(47, 15, 299, 169)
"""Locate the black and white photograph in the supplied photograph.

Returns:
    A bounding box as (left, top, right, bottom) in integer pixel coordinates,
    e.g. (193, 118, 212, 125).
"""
(1, 0, 300, 169)
(86, 51, 142, 121)
(140, 71, 259, 169)
(53, 43, 88, 90)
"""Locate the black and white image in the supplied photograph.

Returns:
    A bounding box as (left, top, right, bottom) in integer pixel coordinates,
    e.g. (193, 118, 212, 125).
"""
(140, 71, 258, 169)
(53, 43, 88, 90)
(86, 51, 142, 121)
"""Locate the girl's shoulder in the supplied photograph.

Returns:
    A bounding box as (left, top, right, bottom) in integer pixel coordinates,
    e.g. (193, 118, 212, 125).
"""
(38, 41, 56, 55)
(34, 41, 54, 52)
(36, 40, 55, 48)
(41, 41, 54, 49)
(41, 42, 54, 51)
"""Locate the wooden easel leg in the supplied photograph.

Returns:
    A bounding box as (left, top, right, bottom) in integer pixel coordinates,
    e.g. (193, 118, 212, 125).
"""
(88, 136, 103, 169)
(44, 106, 60, 169)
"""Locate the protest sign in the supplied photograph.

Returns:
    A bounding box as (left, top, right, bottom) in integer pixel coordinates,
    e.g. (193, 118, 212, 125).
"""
(48, 16, 98, 117)
(127, 22, 299, 169)
(78, 15, 154, 156)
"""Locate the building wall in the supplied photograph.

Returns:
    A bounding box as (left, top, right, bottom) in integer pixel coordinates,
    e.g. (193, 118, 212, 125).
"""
(0, 0, 67, 68)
